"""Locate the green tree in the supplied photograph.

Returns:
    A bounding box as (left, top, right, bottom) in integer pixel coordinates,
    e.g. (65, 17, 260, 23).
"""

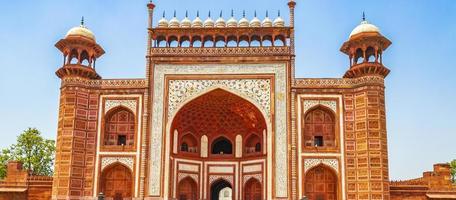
(0, 128, 55, 179)
(451, 159, 456, 184)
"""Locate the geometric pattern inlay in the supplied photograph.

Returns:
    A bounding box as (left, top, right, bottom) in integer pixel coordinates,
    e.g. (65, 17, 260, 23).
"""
(168, 79, 271, 119)
(243, 174, 263, 186)
(304, 158, 339, 174)
(303, 100, 337, 114)
(101, 157, 134, 172)
(105, 99, 137, 115)
(209, 175, 234, 186)
(178, 172, 199, 184)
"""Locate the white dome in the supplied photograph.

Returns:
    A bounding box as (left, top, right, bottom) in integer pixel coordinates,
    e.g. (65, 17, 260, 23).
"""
(192, 17, 203, 28)
(66, 25, 96, 41)
(262, 17, 272, 27)
(349, 20, 380, 38)
(215, 17, 226, 27)
(169, 17, 180, 28)
(204, 17, 215, 27)
(227, 17, 238, 27)
(250, 17, 261, 27)
(158, 17, 169, 28)
(273, 16, 285, 27)
(181, 17, 191, 28)
(238, 17, 249, 27)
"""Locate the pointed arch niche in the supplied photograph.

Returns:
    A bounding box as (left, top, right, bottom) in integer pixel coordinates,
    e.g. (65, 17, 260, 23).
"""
(302, 101, 338, 150)
(102, 106, 136, 151)
(170, 88, 267, 159)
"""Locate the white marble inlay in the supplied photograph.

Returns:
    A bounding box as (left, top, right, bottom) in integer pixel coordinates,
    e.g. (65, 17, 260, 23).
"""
(178, 163, 199, 172)
(303, 100, 337, 114)
(243, 164, 262, 173)
(304, 158, 339, 174)
(209, 166, 234, 174)
(105, 99, 137, 114)
(101, 157, 134, 171)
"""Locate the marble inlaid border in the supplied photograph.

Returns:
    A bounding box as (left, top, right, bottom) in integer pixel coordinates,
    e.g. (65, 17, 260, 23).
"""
(101, 157, 134, 171)
(297, 94, 346, 200)
(149, 64, 288, 198)
(303, 158, 339, 174)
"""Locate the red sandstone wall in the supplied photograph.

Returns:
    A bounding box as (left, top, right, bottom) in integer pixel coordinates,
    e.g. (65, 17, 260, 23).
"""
(343, 86, 390, 200)
(52, 86, 99, 198)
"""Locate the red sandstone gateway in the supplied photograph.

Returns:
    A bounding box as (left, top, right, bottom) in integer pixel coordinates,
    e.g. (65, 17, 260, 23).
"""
(0, 1, 455, 200)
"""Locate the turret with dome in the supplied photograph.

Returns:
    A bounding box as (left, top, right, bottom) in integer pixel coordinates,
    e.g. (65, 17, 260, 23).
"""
(55, 17, 104, 79)
(340, 13, 391, 78)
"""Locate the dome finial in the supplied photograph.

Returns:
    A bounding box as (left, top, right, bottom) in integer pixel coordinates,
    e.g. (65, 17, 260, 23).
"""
(162, 11, 166, 18)
(278, 10, 281, 17)
(219, 10, 223, 18)
(243, 10, 246, 18)
(197, 10, 200, 17)
(254, 10, 257, 17)
(185, 10, 188, 18)
(231, 9, 234, 17)
(173, 10, 176, 18)
(208, 11, 211, 17)
(362, 11, 366, 21)
(266, 10, 269, 18)
(81, 16, 84, 26)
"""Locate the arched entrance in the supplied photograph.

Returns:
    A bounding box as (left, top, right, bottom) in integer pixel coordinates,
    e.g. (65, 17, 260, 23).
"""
(100, 164, 133, 200)
(211, 179, 232, 200)
(244, 178, 262, 200)
(304, 165, 337, 200)
(170, 89, 268, 199)
(177, 177, 198, 200)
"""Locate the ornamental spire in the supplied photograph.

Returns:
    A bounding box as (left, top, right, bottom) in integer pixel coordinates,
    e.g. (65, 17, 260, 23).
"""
(363, 11, 366, 21)
(81, 16, 84, 26)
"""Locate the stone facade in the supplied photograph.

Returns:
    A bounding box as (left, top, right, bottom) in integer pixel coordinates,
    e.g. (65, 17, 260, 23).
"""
(13, 1, 452, 200)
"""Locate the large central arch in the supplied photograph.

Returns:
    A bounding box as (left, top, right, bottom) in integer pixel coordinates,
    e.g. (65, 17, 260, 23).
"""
(169, 88, 268, 199)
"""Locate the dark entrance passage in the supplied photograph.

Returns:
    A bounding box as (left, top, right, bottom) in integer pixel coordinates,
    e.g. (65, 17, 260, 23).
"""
(210, 179, 232, 200)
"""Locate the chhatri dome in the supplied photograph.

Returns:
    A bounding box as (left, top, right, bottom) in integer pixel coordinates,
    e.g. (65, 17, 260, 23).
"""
(204, 11, 215, 27)
(65, 17, 96, 42)
(349, 13, 381, 38)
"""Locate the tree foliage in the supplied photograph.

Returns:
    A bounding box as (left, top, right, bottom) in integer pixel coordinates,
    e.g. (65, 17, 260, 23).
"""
(0, 128, 55, 179)
(451, 159, 456, 184)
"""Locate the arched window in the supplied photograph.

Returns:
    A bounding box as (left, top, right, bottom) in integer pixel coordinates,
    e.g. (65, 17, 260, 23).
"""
(354, 48, 364, 64)
(180, 133, 198, 153)
(227, 35, 237, 47)
(366, 46, 376, 62)
(69, 49, 79, 64)
(104, 107, 135, 147)
(80, 50, 90, 66)
(255, 143, 261, 152)
(169, 36, 179, 47)
(274, 35, 286, 46)
(245, 134, 262, 154)
(211, 137, 232, 154)
(303, 107, 336, 148)
(181, 143, 189, 152)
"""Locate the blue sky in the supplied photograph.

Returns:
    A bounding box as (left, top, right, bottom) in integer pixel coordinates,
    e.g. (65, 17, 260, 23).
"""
(0, 0, 455, 181)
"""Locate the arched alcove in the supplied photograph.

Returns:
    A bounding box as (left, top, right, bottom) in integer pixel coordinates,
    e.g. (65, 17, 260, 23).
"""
(100, 163, 133, 199)
(244, 178, 262, 200)
(212, 137, 232, 155)
(171, 88, 267, 159)
(304, 165, 338, 200)
(104, 107, 136, 148)
(177, 177, 198, 200)
(303, 106, 336, 149)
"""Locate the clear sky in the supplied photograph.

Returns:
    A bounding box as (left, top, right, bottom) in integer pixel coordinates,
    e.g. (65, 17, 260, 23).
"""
(0, 0, 455, 181)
